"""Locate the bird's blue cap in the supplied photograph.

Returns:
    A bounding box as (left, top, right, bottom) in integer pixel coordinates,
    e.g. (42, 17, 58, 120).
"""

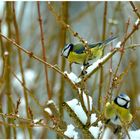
(118, 93, 130, 102)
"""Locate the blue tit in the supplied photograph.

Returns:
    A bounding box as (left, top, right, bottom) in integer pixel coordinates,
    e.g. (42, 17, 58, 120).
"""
(104, 93, 133, 126)
(61, 36, 117, 70)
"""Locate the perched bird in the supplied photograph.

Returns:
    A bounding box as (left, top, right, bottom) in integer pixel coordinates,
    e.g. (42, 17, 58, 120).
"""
(104, 93, 133, 126)
(61, 36, 117, 70)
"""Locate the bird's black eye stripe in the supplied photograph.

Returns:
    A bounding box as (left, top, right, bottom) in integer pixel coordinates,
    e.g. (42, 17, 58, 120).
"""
(118, 97, 130, 102)
(114, 97, 130, 109)
(64, 44, 73, 51)
(64, 45, 70, 51)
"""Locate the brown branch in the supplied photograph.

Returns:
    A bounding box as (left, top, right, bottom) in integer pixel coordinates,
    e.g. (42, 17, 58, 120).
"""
(37, 2, 52, 100)
(46, 2, 92, 63)
(0, 113, 70, 139)
(113, 18, 130, 79)
(129, 1, 140, 19)
(121, 20, 140, 46)
(12, 2, 30, 121)
(0, 33, 79, 91)
(98, 1, 108, 111)
(82, 49, 118, 82)
(10, 67, 43, 109)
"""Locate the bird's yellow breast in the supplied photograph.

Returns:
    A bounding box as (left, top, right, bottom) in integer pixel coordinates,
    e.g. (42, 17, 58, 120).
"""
(104, 101, 132, 124)
(68, 51, 86, 64)
(113, 103, 132, 123)
(68, 47, 103, 64)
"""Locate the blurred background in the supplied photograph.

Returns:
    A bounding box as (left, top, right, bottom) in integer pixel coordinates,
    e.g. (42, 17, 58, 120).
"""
(0, 1, 140, 138)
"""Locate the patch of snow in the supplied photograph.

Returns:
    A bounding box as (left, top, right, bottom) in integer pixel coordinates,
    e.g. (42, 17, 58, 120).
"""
(64, 124, 79, 139)
(67, 99, 78, 109)
(115, 41, 121, 48)
(85, 52, 111, 75)
(135, 18, 140, 26)
(90, 113, 97, 124)
(127, 129, 140, 139)
(44, 107, 52, 116)
(64, 71, 81, 84)
(82, 92, 93, 111)
(33, 119, 40, 124)
(98, 121, 103, 127)
(78, 88, 81, 94)
(67, 99, 87, 125)
(89, 126, 100, 138)
(47, 100, 55, 105)
(89, 121, 103, 138)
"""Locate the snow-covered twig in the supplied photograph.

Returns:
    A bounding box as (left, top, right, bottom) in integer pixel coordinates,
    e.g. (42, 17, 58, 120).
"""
(82, 49, 118, 82)
(64, 124, 79, 139)
(63, 101, 94, 138)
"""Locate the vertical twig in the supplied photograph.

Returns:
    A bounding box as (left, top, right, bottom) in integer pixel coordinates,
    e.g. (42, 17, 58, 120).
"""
(37, 1, 52, 100)
(102, 1, 108, 41)
(58, 1, 68, 124)
(98, 2, 108, 111)
(12, 2, 32, 138)
(0, 19, 5, 79)
(113, 18, 130, 78)
(4, 2, 15, 138)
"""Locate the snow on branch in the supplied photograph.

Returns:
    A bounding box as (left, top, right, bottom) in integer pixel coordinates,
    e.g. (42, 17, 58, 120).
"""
(64, 71, 81, 84)
(83, 49, 117, 81)
(64, 124, 79, 139)
(66, 99, 87, 125)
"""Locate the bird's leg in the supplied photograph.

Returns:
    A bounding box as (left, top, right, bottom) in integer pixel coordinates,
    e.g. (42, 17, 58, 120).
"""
(83, 62, 91, 68)
(80, 62, 90, 76)
(114, 126, 122, 134)
(69, 63, 72, 72)
(105, 119, 110, 124)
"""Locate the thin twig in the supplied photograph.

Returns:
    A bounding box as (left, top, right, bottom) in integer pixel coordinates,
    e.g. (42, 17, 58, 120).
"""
(9, 67, 43, 109)
(98, 1, 108, 111)
(37, 1, 52, 100)
(58, 2, 68, 121)
(0, 33, 79, 91)
(12, 1, 30, 119)
(0, 113, 70, 139)
(129, 1, 140, 19)
(46, 2, 93, 64)
(113, 18, 130, 77)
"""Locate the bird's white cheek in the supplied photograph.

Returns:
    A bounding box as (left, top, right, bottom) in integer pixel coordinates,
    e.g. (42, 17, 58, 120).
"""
(127, 102, 130, 108)
(117, 98, 126, 106)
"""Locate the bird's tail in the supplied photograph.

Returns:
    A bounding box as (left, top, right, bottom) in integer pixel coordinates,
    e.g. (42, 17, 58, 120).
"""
(102, 36, 117, 45)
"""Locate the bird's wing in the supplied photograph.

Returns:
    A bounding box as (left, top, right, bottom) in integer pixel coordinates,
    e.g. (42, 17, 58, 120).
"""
(102, 36, 117, 45)
(72, 44, 86, 54)
(89, 42, 103, 48)
(72, 43, 102, 54)
(72, 36, 117, 54)
(90, 36, 117, 48)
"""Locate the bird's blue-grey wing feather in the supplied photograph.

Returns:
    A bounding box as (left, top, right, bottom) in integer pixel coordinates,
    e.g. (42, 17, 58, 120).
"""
(72, 45, 85, 54)
(73, 43, 102, 54)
